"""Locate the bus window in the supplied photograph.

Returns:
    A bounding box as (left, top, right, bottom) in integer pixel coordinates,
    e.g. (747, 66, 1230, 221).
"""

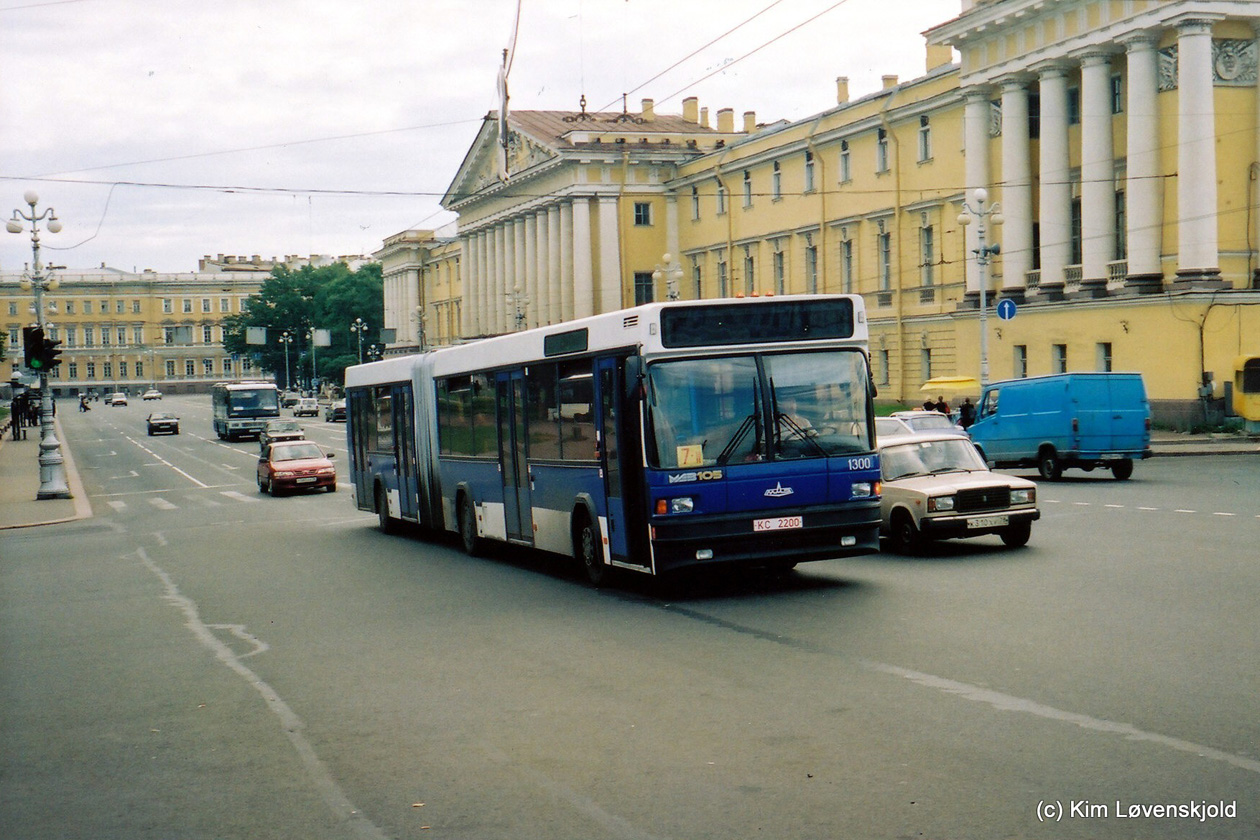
(527, 363, 561, 460)
(470, 374, 496, 457)
(558, 361, 595, 461)
(373, 387, 394, 452)
(647, 356, 762, 468)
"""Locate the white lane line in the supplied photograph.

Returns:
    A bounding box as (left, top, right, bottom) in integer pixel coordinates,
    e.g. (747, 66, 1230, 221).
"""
(220, 490, 260, 504)
(107, 500, 127, 512)
(869, 661, 1260, 776)
(148, 498, 178, 510)
(135, 548, 391, 840)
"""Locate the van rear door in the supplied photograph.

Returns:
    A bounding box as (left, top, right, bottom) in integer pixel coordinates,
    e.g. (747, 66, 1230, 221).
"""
(1107, 374, 1150, 452)
(1071, 375, 1113, 453)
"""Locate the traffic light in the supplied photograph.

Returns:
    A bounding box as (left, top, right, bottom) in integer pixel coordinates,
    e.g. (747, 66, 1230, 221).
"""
(40, 336, 63, 369)
(22, 326, 44, 370)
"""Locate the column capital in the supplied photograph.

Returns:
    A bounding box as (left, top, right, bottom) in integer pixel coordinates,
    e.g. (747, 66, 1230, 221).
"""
(1118, 31, 1160, 52)
(1171, 15, 1223, 37)
(1032, 60, 1072, 80)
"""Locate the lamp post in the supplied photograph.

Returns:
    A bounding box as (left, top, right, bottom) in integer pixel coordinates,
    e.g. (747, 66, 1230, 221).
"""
(349, 318, 368, 364)
(652, 253, 683, 301)
(6, 190, 71, 499)
(279, 331, 293, 390)
(506, 285, 528, 331)
(305, 328, 318, 393)
(957, 188, 1003, 386)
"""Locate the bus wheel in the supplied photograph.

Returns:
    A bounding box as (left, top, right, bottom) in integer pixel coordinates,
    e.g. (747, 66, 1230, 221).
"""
(1038, 448, 1062, 481)
(376, 486, 396, 534)
(574, 513, 607, 586)
(1110, 459, 1133, 480)
(458, 495, 485, 557)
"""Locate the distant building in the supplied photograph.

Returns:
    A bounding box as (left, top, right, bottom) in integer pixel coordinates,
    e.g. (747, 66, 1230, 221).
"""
(381, 0, 1260, 425)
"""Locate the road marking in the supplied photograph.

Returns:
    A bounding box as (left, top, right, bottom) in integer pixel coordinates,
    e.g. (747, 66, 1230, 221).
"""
(1138, 506, 1159, 511)
(107, 500, 127, 512)
(148, 498, 178, 510)
(1104, 504, 1124, 509)
(1174, 509, 1196, 514)
(220, 490, 259, 504)
(1213, 512, 1236, 517)
(134, 548, 391, 840)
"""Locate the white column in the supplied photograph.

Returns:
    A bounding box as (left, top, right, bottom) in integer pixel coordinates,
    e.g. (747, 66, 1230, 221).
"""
(572, 198, 594, 318)
(999, 79, 1033, 295)
(597, 195, 622, 313)
(534, 209, 549, 326)
(460, 234, 475, 338)
(1038, 63, 1072, 293)
(547, 205, 562, 324)
(560, 201, 577, 321)
(523, 212, 538, 329)
(494, 223, 508, 334)
(963, 89, 992, 295)
(1176, 18, 1221, 281)
(1080, 51, 1117, 292)
(1124, 33, 1163, 287)
(479, 231, 491, 335)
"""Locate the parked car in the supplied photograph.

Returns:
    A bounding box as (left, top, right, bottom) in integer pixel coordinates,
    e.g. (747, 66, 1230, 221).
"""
(876, 410, 966, 439)
(966, 372, 1152, 480)
(325, 399, 346, 422)
(280, 391, 301, 408)
(257, 440, 337, 495)
(878, 432, 1040, 553)
(108, 392, 128, 406)
(259, 419, 305, 450)
(141, 389, 163, 401)
(293, 397, 319, 417)
(145, 412, 180, 435)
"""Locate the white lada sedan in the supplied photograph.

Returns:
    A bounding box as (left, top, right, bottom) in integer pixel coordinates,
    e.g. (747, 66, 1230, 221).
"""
(878, 432, 1040, 553)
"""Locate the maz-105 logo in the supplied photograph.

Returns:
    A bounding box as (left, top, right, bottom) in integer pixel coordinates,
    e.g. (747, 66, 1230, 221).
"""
(668, 469, 724, 484)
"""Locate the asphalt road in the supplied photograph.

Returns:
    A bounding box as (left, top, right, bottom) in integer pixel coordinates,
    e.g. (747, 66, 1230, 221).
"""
(2, 395, 1257, 839)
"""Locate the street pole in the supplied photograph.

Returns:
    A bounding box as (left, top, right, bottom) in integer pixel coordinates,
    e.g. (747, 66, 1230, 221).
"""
(6, 191, 71, 499)
(350, 318, 367, 364)
(958, 189, 1003, 387)
(279, 331, 293, 390)
(306, 329, 317, 393)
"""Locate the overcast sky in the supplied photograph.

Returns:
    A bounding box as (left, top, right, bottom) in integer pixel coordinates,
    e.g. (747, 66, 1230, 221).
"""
(1, 0, 959, 274)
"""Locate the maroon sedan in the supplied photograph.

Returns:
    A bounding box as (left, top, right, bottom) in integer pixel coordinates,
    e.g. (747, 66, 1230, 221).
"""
(257, 440, 337, 495)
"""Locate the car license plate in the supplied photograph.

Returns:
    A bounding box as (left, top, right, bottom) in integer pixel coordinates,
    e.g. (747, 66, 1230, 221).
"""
(754, 516, 803, 532)
(967, 515, 1008, 529)
(296, 477, 316, 484)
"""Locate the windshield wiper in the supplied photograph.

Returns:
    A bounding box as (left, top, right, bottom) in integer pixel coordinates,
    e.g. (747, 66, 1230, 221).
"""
(716, 414, 758, 465)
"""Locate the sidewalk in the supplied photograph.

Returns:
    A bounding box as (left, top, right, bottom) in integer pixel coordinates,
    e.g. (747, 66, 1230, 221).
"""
(0, 417, 92, 530)
(1, 420, 1256, 531)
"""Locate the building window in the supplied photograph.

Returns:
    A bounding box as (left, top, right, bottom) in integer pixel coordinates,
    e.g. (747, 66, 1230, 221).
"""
(7, 301, 15, 315)
(921, 348, 932, 381)
(1110, 74, 1123, 114)
(86, 362, 96, 380)
(1067, 87, 1081, 125)
(100, 300, 108, 313)
(64, 300, 74, 314)
(103, 362, 112, 380)
(917, 116, 932, 162)
(83, 327, 95, 347)
(633, 202, 652, 226)
(63, 326, 76, 347)
(220, 297, 230, 313)
(633, 271, 654, 305)
(133, 326, 144, 344)
(804, 244, 818, 294)
(83, 300, 92, 314)
(1028, 90, 1040, 139)
(1070, 197, 1083, 265)
(202, 325, 213, 344)
(876, 129, 889, 173)
(920, 220, 935, 287)
(691, 186, 700, 220)
(717, 259, 728, 296)
(116, 300, 125, 314)
(692, 260, 703, 298)
(840, 236, 854, 294)
(1053, 343, 1068, 374)
(743, 249, 755, 294)
(877, 224, 892, 290)
(185, 359, 195, 377)
(201, 298, 211, 313)
(101, 328, 110, 347)
(135, 361, 143, 379)
(742, 170, 752, 208)
(839, 140, 851, 182)
(182, 299, 192, 314)
(878, 349, 890, 386)
(772, 162, 782, 200)
(67, 363, 78, 379)
(804, 151, 815, 192)
(717, 183, 727, 215)
(119, 361, 128, 379)
(1096, 342, 1113, 372)
(203, 358, 214, 376)
(133, 300, 141, 313)
(162, 299, 172, 314)
(166, 360, 176, 378)
(773, 249, 785, 295)
(1114, 190, 1127, 261)
(1014, 345, 1028, 378)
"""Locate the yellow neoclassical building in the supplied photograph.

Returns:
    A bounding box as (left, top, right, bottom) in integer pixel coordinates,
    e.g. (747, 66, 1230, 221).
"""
(377, 0, 1260, 425)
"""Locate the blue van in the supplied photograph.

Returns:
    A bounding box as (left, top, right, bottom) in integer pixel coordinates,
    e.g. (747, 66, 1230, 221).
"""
(968, 373, 1152, 480)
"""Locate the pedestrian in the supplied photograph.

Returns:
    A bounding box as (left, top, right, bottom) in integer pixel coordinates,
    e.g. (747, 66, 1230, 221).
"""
(933, 395, 950, 415)
(958, 397, 975, 429)
(922, 398, 935, 411)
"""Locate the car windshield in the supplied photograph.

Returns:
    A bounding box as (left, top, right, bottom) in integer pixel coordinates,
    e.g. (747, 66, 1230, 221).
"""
(646, 349, 872, 468)
(906, 414, 956, 431)
(881, 438, 986, 480)
(268, 421, 301, 432)
(271, 443, 324, 462)
(150, 413, 174, 421)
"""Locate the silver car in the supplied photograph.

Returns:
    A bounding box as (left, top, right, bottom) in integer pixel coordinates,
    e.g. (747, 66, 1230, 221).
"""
(879, 432, 1039, 553)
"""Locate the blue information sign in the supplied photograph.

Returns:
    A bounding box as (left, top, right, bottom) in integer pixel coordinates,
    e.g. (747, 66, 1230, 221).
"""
(996, 298, 1018, 321)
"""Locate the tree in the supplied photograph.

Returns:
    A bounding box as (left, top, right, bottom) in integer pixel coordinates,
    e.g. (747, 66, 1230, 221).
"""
(223, 262, 384, 390)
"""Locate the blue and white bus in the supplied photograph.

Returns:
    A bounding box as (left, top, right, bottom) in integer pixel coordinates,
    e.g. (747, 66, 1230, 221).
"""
(344, 296, 881, 583)
(211, 381, 281, 440)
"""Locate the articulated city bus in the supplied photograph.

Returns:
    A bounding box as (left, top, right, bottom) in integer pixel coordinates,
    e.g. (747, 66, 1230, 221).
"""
(210, 381, 281, 440)
(344, 296, 881, 583)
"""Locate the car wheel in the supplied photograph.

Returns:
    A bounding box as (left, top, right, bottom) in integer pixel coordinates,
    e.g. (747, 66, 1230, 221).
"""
(327, 482, 337, 493)
(1000, 521, 1032, 548)
(1038, 449, 1062, 481)
(458, 494, 485, 557)
(889, 510, 923, 555)
(147, 429, 154, 436)
(258, 475, 268, 494)
(574, 511, 607, 586)
(1110, 459, 1133, 480)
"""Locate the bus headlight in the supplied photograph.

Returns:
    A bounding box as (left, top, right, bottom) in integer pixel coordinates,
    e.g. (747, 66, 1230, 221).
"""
(851, 481, 875, 498)
(1011, 488, 1035, 505)
(657, 497, 695, 515)
(927, 495, 955, 512)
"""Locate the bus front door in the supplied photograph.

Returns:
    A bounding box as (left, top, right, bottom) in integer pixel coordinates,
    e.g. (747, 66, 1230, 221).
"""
(497, 371, 533, 544)
(596, 357, 644, 566)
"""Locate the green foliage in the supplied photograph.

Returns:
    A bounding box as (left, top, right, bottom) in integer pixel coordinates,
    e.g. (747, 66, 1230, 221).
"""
(222, 261, 384, 390)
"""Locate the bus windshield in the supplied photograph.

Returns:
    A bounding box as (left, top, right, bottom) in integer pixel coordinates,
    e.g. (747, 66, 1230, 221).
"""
(646, 349, 872, 469)
(227, 388, 280, 415)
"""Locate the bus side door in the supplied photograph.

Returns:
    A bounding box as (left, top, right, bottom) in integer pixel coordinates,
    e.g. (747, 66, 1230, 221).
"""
(496, 371, 533, 544)
(596, 357, 645, 566)
(394, 385, 418, 521)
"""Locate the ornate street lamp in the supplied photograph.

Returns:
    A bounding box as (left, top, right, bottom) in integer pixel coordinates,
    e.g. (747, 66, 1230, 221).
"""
(349, 318, 368, 364)
(6, 190, 71, 499)
(652, 253, 683, 301)
(279, 331, 293, 390)
(958, 189, 1003, 386)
